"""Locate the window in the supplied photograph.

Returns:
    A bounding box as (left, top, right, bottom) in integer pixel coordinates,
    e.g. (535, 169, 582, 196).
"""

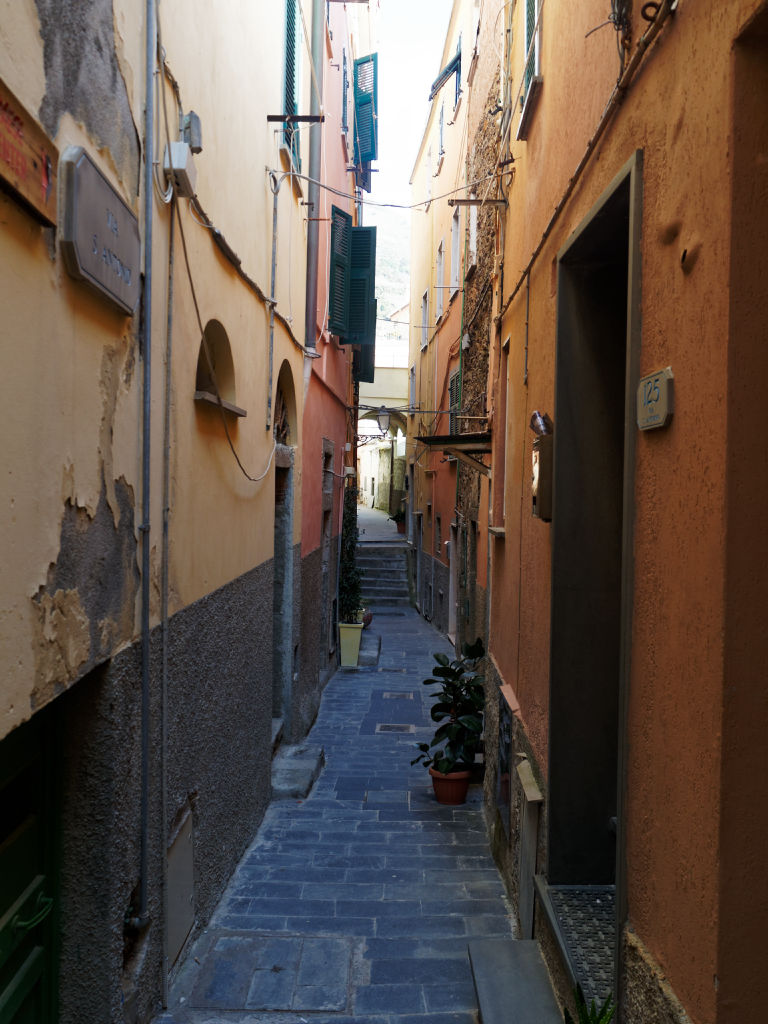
(341, 48, 349, 135)
(449, 370, 461, 434)
(517, 0, 542, 140)
(439, 103, 445, 158)
(409, 364, 416, 411)
(425, 148, 432, 207)
(450, 206, 460, 295)
(428, 40, 461, 107)
(284, 0, 300, 169)
(468, 193, 478, 271)
(436, 242, 444, 319)
(435, 516, 442, 555)
(421, 291, 429, 349)
(328, 205, 377, 346)
(353, 53, 378, 165)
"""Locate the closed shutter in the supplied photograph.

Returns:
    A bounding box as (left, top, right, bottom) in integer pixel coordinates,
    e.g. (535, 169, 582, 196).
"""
(354, 339, 376, 383)
(346, 226, 377, 346)
(284, 0, 300, 168)
(328, 206, 353, 335)
(449, 371, 461, 434)
(353, 54, 378, 165)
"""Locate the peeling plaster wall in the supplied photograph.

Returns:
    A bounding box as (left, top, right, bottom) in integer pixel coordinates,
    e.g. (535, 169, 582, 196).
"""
(32, 478, 138, 708)
(34, 0, 140, 189)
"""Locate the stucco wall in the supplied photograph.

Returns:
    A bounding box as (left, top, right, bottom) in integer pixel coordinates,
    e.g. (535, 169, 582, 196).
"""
(53, 560, 273, 1023)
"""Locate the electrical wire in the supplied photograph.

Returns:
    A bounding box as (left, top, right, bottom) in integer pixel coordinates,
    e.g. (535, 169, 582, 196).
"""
(156, 10, 277, 485)
(277, 167, 497, 211)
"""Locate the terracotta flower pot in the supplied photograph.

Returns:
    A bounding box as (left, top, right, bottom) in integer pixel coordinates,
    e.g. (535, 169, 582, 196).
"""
(396, 520, 406, 534)
(429, 767, 472, 805)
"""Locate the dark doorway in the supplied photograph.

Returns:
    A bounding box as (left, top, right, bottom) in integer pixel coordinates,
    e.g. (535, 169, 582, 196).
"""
(544, 154, 642, 1003)
(273, 455, 294, 730)
(0, 713, 58, 1022)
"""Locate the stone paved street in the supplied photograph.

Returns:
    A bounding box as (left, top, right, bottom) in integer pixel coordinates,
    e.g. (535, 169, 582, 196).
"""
(155, 606, 514, 1023)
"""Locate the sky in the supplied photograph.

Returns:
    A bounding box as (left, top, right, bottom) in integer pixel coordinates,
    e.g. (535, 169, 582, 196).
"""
(372, 0, 454, 206)
(366, 0, 453, 345)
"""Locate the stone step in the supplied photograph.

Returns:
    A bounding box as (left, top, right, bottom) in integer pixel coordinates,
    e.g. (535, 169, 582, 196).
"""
(271, 743, 325, 800)
(356, 565, 407, 578)
(468, 939, 562, 1024)
(361, 583, 409, 597)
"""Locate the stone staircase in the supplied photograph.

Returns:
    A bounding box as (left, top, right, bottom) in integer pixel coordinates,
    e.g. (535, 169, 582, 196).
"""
(357, 544, 410, 609)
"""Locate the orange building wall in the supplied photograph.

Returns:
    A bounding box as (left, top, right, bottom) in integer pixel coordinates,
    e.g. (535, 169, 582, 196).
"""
(300, 11, 355, 554)
(488, 1, 767, 1020)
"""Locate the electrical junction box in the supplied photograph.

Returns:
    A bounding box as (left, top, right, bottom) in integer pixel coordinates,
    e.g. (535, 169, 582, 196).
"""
(164, 141, 197, 197)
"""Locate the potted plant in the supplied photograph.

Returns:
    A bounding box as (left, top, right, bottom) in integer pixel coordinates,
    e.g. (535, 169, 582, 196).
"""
(412, 639, 485, 804)
(338, 484, 363, 666)
(564, 985, 615, 1024)
(389, 508, 406, 534)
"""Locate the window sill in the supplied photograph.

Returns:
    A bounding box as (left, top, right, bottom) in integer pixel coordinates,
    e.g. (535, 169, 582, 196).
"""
(436, 152, 445, 174)
(194, 390, 247, 417)
(278, 144, 303, 197)
(449, 286, 460, 304)
(516, 75, 543, 141)
(488, 526, 506, 539)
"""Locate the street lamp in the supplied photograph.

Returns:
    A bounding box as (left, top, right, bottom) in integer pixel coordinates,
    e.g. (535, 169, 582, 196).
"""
(377, 405, 391, 435)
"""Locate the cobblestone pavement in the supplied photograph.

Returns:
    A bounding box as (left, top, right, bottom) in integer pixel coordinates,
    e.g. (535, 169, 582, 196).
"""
(155, 609, 514, 1024)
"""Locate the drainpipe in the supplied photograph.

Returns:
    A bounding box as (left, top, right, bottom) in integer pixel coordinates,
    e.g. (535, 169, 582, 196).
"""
(267, 172, 280, 429)
(138, 0, 156, 930)
(160, 196, 176, 1005)
(304, 0, 324, 352)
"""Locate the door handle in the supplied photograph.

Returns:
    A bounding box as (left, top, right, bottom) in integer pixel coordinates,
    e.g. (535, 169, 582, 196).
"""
(12, 892, 53, 935)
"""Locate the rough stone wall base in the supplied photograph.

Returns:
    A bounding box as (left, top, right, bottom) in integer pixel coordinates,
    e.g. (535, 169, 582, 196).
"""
(622, 928, 693, 1024)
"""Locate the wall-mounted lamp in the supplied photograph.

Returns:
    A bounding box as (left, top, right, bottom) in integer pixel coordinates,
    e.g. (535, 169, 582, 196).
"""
(377, 406, 391, 434)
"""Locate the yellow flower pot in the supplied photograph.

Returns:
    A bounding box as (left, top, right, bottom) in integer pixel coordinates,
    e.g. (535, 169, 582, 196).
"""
(338, 622, 364, 666)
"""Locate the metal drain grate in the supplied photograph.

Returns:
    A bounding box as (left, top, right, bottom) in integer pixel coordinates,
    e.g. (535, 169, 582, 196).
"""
(382, 692, 414, 700)
(375, 723, 415, 733)
(548, 885, 615, 1006)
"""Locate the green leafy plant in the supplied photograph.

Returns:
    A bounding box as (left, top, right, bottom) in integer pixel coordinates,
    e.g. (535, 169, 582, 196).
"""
(388, 508, 406, 524)
(411, 639, 485, 775)
(564, 984, 615, 1024)
(339, 485, 362, 623)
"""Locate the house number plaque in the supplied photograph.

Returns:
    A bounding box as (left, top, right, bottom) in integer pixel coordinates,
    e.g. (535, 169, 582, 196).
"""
(637, 367, 674, 431)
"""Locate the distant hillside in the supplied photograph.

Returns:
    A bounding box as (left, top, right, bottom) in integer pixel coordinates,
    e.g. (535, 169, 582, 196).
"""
(368, 205, 410, 319)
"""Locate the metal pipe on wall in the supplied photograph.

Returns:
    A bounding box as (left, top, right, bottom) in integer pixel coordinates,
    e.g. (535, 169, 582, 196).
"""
(139, 0, 156, 929)
(160, 195, 176, 1005)
(304, 0, 325, 351)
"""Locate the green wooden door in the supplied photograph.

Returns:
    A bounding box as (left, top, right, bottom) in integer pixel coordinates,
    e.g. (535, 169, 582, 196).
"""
(0, 716, 57, 1022)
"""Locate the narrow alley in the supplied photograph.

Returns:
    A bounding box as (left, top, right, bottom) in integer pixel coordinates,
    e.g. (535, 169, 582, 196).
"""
(155, 586, 513, 1023)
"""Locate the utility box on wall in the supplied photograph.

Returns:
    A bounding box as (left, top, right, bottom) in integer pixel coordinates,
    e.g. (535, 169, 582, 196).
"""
(532, 434, 553, 521)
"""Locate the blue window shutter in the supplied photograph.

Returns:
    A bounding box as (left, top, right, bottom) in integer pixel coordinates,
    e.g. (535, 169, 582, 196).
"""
(342, 225, 377, 346)
(353, 53, 378, 165)
(328, 205, 352, 335)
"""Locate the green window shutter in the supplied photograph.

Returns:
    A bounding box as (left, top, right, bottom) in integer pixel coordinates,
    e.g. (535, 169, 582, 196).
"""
(449, 371, 461, 433)
(284, 0, 300, 169)
(345, 226, 377, 346)
(353, 53, 378, 165)
(354, 336, 376, 384)
(328, 205, 353, 335)
(356, 161, 372, 193)
(525, 0, 536, 96)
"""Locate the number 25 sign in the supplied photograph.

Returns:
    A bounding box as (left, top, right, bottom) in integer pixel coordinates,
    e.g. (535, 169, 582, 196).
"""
(636, 367, 674, 431)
